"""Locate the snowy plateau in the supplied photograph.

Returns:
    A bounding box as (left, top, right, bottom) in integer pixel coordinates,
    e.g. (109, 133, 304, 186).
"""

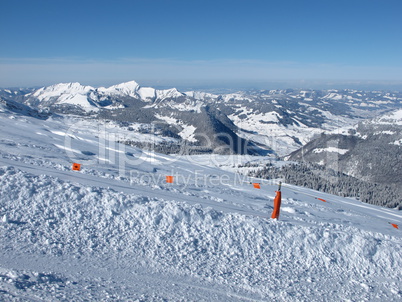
(0, 83, 402, 301)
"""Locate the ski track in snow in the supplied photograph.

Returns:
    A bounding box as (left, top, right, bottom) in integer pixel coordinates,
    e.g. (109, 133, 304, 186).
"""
(0, 110, 402, 301)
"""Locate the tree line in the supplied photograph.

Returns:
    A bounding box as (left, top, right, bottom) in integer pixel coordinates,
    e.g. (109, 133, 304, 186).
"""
(248, 162, 402, 209)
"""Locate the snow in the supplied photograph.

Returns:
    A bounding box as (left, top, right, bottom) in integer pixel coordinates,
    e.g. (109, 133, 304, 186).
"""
(179, 125, 197, 142)
(357, 132, 368, 140)
(169, 100, 204, 113)
(313, 147, 349, 155)
(184, 91, 218, 100)
(156, 88, 184, 100)
(137, 87, 156, 101)
(227, 102, 359, 157)
(379, 109, 402, 125)
(0, 108, 402, 301)
(33, 83, 95, 100)
(155, 114, 178, 124)
(374, 130, 396, 135)
(59, 94, 99, 112)
(370, 108, 402, 126)
(99, 81, 165, 104)
(323, 93, 343, 100)
(156, 114, 198, 142)
(229, 109, 321, 157)
(98, 80, 140, 97)
(27, 81, 191, 111)
(30, 82, 98, 112)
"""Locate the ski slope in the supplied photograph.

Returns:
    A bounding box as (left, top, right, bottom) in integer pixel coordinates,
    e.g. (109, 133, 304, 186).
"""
(0, 106, 402, 301)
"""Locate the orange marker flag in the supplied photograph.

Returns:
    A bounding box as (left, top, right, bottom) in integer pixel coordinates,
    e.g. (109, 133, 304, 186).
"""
(253, 183, 261, 189)
(72, 163, 81, 171)
(317, 197, 327, 202)
(166, 176, 174, 183)
(390, 223, 399, 229)
(271, 182, 282, 219)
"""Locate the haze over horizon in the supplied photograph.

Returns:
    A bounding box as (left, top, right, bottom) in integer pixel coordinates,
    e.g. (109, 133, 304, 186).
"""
(1, 0, 402, 90)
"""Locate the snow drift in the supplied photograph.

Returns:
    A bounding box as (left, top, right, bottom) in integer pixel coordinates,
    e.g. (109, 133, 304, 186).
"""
(1, 165, 402, 301)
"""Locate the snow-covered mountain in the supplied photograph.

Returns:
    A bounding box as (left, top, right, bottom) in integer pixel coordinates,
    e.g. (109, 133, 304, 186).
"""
(0, 94, 402, 301)
(24, 81, 187, 111)
(98, 80, 185, 101)
(371, 107, 402, 126)
(2, 81, 402, 158)
(27, 82, 97, 112)
(288, 108, 402, 186)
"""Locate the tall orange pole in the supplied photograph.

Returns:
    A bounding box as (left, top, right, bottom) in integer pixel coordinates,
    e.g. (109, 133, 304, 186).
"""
(271, 181, 282, 219)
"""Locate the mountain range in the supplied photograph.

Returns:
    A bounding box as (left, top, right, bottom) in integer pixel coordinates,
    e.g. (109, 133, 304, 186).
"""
(2, 81, 402, 156)
(1, 81, 402, 189)
(289, 108, 402, 186)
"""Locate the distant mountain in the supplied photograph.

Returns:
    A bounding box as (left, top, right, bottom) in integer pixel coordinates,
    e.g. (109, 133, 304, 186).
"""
(288, 108, 402, 185)
(24, 81, 186, 112)
(1, 81, 402, 157)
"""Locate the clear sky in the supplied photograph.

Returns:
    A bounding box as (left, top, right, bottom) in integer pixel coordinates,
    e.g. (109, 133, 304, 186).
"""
(1, 0, 402, 89)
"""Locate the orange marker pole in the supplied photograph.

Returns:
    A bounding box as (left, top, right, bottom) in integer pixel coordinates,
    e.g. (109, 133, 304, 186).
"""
(271, 181, 282, 219)
(166, 176, 174, 183)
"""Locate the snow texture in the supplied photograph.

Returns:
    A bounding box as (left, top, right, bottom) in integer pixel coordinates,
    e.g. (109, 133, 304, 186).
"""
(312, 147, 349, 155)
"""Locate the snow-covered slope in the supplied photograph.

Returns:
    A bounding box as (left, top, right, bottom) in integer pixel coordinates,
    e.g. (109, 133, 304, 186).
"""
(26, 82, 97, 112)
(98, 80, 142, 98)
(288, 108, 402, 186)
(1, 99, 401, 300)
(371, 108, 402, 126)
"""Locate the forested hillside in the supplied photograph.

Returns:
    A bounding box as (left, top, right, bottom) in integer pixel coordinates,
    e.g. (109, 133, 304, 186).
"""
(249, 162, 402, 209)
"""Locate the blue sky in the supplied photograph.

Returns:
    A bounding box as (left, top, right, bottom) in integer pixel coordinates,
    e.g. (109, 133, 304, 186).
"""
(1, 0, 401, 89)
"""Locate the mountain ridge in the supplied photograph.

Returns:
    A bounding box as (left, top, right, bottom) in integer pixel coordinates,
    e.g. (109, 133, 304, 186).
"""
(2, 81, 402, 158)
(288, 107, 402, 186)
